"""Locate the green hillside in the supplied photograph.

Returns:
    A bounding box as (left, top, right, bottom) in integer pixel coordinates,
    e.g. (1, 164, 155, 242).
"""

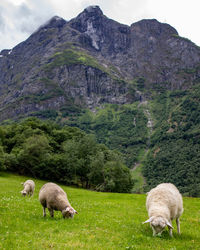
(2, 83, 200, 196)
(65, 84, 200, 196)
(65, 103, 148, 168)
(0, 172, 200, 249)
(144, 85, 200, 196)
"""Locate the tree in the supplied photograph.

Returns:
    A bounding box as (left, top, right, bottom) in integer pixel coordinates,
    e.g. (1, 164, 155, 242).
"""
(96, 161, 133, 193)
(62, 134, 98, 188)
(17, 135, 52, 177)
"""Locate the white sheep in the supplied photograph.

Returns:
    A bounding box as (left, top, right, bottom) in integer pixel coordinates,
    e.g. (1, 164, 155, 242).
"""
(143, 183, 183, 237)
(21, 180, 35, 196)
(39, 182, 77, 218)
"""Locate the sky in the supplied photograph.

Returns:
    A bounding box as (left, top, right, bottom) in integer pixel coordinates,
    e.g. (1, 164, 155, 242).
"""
(0, 0, 200, 51)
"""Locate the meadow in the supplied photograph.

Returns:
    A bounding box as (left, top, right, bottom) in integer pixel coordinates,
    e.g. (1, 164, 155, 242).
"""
(0, 172, 200, 249)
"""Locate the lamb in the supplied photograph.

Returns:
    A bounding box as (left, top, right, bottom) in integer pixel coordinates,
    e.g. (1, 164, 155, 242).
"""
(143, 183, 183, 237)
(20, 180, 35, 196)
(39, 182, 77, 218)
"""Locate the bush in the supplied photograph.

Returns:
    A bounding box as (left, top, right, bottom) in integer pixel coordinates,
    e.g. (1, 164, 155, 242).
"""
(96, 161, 133, 193)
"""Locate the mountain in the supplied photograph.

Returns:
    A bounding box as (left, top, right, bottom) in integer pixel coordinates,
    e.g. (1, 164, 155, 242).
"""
(0, 5, 200, 121)
(1, 6, 200, 195)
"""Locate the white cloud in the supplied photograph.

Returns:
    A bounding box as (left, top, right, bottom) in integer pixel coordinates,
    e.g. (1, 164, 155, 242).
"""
(0, 0, 200, 51)
(143, 0, 200, 43)
(0, 0, 54, 50)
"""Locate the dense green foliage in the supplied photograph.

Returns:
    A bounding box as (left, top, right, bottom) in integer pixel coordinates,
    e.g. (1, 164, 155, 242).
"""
(0, 118, 133, 193)
(1, 173, 200, 249)
(143, 86, 200, 196)
(65, 104, 148, 168)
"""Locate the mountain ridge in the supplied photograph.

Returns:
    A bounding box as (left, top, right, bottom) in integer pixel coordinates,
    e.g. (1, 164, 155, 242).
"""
(0, 5, 200, 121)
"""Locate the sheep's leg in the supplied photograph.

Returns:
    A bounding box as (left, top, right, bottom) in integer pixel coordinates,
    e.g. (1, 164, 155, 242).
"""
(168, 221, 173, 237)
(48, 208, 54, 217)
(152, 227, 156, 236)
(43, 207, 46, 217)
(168, 227, 173, 237)
(176, 218, 180, 234)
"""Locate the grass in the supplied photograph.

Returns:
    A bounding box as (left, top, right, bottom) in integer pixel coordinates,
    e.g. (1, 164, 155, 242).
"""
(45, 49, 109, 74)
(131, 148, 147, 193)
(0, 172, 200, 249)
(131, 163, 146, 194)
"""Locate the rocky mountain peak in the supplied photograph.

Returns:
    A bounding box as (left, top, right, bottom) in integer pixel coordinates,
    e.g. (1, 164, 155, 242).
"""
(131, 18, 178, 38)
(69, 5, 104, 32)
(69, 6, 106, 50)
(38, 15, 67, 30)
(83, 5, 103, 16)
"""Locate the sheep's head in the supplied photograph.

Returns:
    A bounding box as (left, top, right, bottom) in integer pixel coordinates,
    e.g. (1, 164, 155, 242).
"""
(62, 207, 78, 218)
(143, 216, 173, 236)
(20, 190, 27, 196)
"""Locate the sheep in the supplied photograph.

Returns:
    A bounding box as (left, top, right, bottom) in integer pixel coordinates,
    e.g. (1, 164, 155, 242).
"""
(39, 182, 77, 218)
(20, 180, 35, 196)
(143, 183, 183, 237)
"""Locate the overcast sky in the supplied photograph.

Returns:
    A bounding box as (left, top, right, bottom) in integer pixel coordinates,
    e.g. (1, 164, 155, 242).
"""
(0, 0, 200, 51)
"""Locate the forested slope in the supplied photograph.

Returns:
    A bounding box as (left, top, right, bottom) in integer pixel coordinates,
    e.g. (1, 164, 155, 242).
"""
(143, 85, 200, 196)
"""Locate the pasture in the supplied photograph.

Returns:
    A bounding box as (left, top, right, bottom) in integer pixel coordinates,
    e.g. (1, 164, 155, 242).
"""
(0, 172, 200, 249)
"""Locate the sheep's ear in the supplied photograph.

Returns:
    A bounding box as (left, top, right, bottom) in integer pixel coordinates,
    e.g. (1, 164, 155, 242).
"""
(142, 217, 153, 224)
(66, 207, 70, 212)
(166, 221, 173, 229)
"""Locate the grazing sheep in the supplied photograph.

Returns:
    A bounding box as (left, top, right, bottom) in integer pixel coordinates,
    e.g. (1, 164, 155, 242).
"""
(143, 183, 183, 237)
(21, 180, 35, 196)
(39, 182, 77, 218)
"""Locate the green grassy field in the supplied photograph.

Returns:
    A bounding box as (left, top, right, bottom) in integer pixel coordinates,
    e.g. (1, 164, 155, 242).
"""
(0, 172, 200, 249)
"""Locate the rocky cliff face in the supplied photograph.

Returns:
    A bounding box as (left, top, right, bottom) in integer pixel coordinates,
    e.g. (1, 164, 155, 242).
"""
(0, 5, 200, 121)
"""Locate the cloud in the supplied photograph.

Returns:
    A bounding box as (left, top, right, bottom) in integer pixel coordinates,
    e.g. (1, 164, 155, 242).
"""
(48, 0, 149, 25)
(95, 0, 149, 25)
(0, 0, 55, 50)
(0, 11, 5, 31)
